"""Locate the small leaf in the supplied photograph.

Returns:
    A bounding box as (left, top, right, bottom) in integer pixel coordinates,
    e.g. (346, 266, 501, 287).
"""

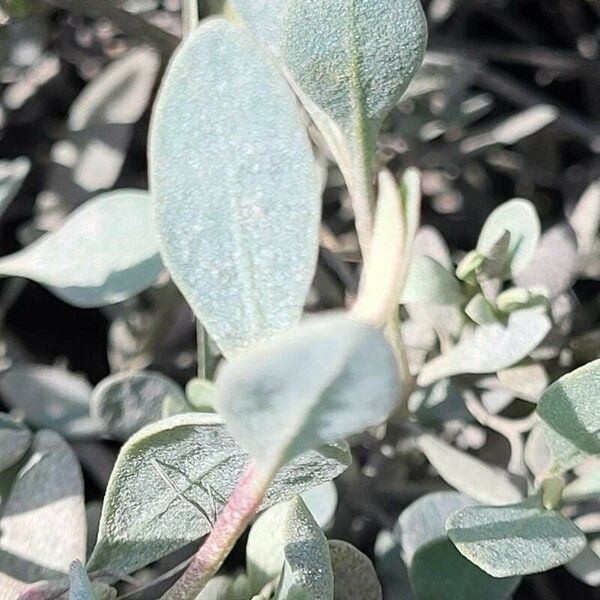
(328, 540, 381, 600)
(402, 255, 463, 305)
(301, 481, 338, 529)
(0, 413, 32, 472)
(87, 413, 350, 576)
(497, 362, 548, 403)
(476, 199, 541, 277)
(69, 560, 116, 600)
(537, 359, 600, 473)
(419, 435, 523, 505)
(563, 468, 600, 503)
(91, 370, 187, 441)
(418, 308, 551, 386)
(215, 312, 400, 473)
(447, 499, 586, 577)
(464, 294, 497, 326)
(150, 19, 321, 358)
(0, 190, 162, 308)
(185, 378, 216, 413)
(0, 431, 86, 596)
(0, 365, 103, 440)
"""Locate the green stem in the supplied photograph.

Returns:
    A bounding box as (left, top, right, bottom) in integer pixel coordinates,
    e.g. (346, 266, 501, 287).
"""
(181, 0, 199, 38)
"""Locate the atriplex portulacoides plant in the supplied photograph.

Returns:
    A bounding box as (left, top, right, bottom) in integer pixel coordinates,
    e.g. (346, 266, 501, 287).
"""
(0, 1, 599, 600)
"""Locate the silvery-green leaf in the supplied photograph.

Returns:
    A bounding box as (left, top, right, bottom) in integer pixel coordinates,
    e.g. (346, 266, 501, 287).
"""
(0, 413, 31, 472)
(215, 313, 400, 473)
(0, 431, 86, 596)
(69, 560, 116, 600)
(374, 532, 414, 600)
(418, 308, 551, 386)
(247, 497, 333, 599)
(185, 378, 216, 412)
(418, 435, 523, 505)
(497, 362, 548, 403)
(328, 540, 381, 600)
(401, 256, 462, 305)
(0, 157, 29, 217)
(0, 190, 162, 308)
(87, 413, 350, 576)
(282, 0, 427, 214)
(272, 498, 333, 600)
(524, 424, 551, 479)
(0, 365, 103, 440)
(413, 226, 453, 271)
(495, 287, 548, 314)
(566, 543, 600, 587)
(91, 370, 187, 441)
(446, 499, 586, 577)
(464, 294, 497, 326)
(226, 0, 287, 56)
(563, 468, 600, 503)
(196, 576, 234, 600)
(537, 359, 600, 473)
(150, 19, 321, 358)
(514, 224, 580, 299)
(476, 199, 541, 276)
(301, 481, 338, 529)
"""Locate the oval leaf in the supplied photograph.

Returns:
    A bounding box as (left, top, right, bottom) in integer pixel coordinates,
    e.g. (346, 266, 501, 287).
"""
(329, 540, 382, 600)
(402, 255, 463, 305)
(0, 190, 162, 308)
(150, 19, 321, 358)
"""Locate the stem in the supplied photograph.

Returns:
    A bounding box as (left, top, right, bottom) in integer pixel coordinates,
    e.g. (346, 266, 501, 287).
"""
(181, 0, 199, 39)
(161, 464, 269, 600)
(349, 174, 376, 262)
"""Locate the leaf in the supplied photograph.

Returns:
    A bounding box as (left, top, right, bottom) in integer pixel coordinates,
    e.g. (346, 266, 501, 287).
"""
(326, 540, 381, 600)
(0, 190, 162, 308)
(87, 413, 350, 576)
(537, 359, 600, 473)
(91, 370, 187, 441)
(0, 431, 86, 596)
(418, 435, 523, 505)
(409, 379, 471, 426)
(215, 312, 401, 474)
(374, 532, 414, 600)
(226, 0, 288, 56)
(563, 468, 600, 503)
(0, 157, 29, 217)
(0, 413, 32, 472)
(185, 378, 216, 412)
(496, 362, 548, 403)
(195, 576, 234, 599)
(150, 19, 321, 358)
(0, 365, 103, 440)
(568, 180, 600, 257)
(524, 424, 551, 479)
(301, 481, 338, 529)
(464, 294, 497, 326)
(418, 308, 551, 386)
(69, 560, 116, 600)
(247, 497, 333, 599)
(476, 199, 541, 277)
(446, 499, 587, 577)
(282, 0, 427, 210)
(401, 255, 463, 305)
(566, 543, 600, 587)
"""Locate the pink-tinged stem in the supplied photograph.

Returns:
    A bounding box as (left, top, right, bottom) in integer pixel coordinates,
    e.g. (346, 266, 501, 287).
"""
(161, 462, 269, 600)
(17, 581, 69, 600)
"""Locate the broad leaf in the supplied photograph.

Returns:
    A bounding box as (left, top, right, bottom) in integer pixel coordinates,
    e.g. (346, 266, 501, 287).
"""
(418, 308, 551, 386)
(537, 359, 600, 473)
(419, 435, 523, 505)
(150, 19, 321, 358)
(0, 365, 103, 440)
(0, 190, 162, 308)
(87, 413, 350, 576)
(302, 481, 338, 529)
(328, 540, 381, 600)
(215, 312, 401, 473)
(0, 413, 31, 472)
(447, 499, 586, 577)
(402, 255, 463, 305)
(476, 199, 540, 277)
(0, 431, 86, 596)
(91, 370, 187, 441)
(282, 0, 427, 213)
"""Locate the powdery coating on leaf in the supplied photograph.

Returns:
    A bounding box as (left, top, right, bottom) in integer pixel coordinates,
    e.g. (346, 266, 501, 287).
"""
(215, 313, 401, 471)
(0, 431, 86, 596)
(0, 413, 32, 472)
(447, 501, 587, 577)
(69, 559, 117, 600)
(87, 413, 349, 576)
(401, 255, 462, 305)
(417, 308, 552, 386)
(283, 0, 427, 137)
(328, 540, 382, 600)
(150, 19, 321, 358)
(0, 190, 162, 308)
(418, 435, 524, 506)
(537, 358, 600, 473)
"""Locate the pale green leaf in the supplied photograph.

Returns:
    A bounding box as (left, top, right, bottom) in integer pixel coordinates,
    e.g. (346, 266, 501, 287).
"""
(537, 359, 600, 473)
(564, 468, 600, 503)
(418, 308, 551, 386)
(0, 413, 31, 472)
(87, 413, 350, 576)
(185, 378, 216, 412)
(301, 481, 338, 529)
(419, 435, 523, 505)
(0, 190, 162, 308)
(69, 560, 116, 600)
(91, 370, 187, 441)
(464, 294, 497, 326)
(0, 365, 103, 440)
(476, 199, 541, 276)
(497, 362, 548, 403)
(447, 499, 586, 577)
(215, 312, 401, 473)
(0, 431, 86, 596)
(150, 19, 321, 358)
(401, 256, 463, 305)
(328, 540, 381, 600)
(195, 576, 234, 600)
